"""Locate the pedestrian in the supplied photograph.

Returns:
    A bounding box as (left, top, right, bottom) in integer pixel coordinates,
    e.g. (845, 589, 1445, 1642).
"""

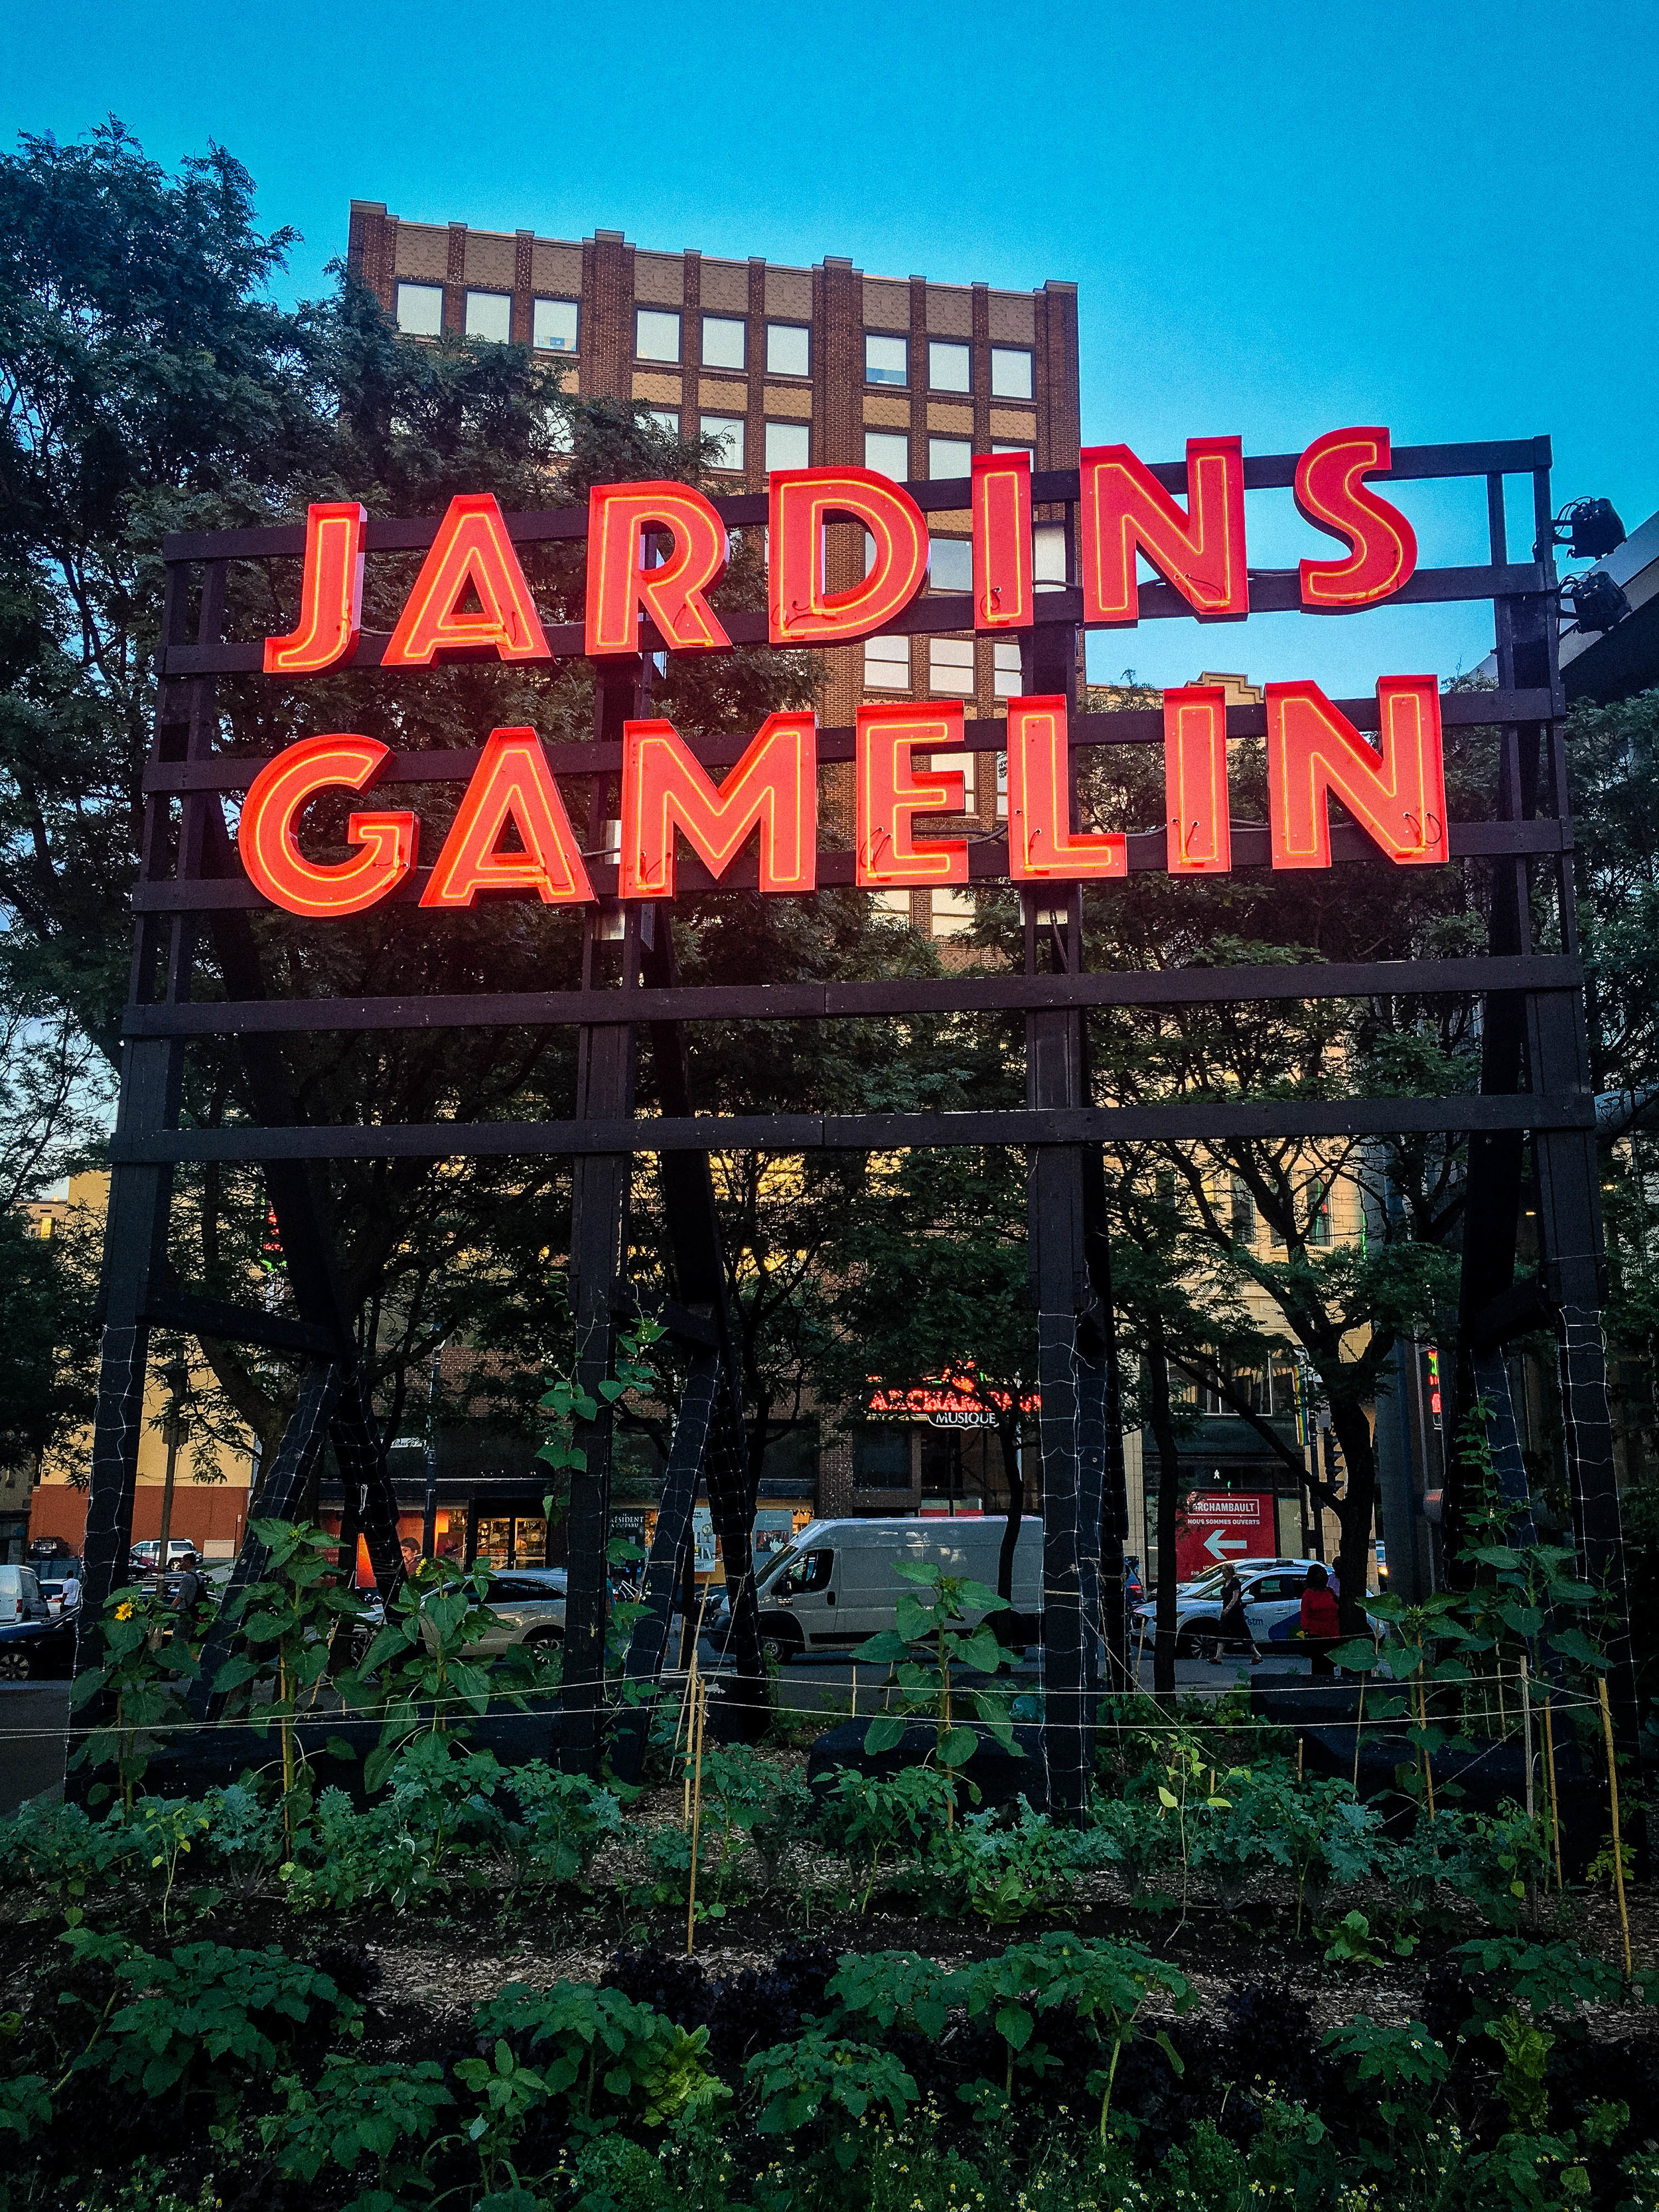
(1208, 1565, 1262, 1666)
(170, 1548, 204, 1619)
(1298, 1562, 1340, 1676)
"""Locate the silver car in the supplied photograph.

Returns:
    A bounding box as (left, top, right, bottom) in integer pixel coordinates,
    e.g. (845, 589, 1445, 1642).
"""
(408, 1568, 569, 1657)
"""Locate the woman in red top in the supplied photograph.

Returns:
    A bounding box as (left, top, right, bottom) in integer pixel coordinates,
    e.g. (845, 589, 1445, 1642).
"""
(1299, 1563, 1341, 1676)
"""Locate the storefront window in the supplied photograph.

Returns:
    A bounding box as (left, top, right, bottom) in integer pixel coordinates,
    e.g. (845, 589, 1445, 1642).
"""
(475, 1517, 512, 1570)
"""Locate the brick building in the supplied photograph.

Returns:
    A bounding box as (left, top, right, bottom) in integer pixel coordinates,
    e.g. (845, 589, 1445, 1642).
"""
(346, 203, 1081, 942)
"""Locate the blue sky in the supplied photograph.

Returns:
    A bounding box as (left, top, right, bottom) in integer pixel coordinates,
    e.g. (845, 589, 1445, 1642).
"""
(7, 0, 1656, 694)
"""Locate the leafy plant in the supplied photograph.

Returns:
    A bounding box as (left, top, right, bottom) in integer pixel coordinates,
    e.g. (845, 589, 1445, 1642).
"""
(67, 1584, 198, 1812)
(211, 1518, 366, 1836)
(959, 1934, 1190, 2129)
(856, 1560, 1017, 1773)
(259, 2055, 452, 2199)
(510, 1763, 628, 1884)
(814, 1765, 959, 1913)
(59, 1928, 357, 2115)
(745, 2030, 918, 2153)
(471, 1980, 724, 2134)
(343, 1555, 531, 1790)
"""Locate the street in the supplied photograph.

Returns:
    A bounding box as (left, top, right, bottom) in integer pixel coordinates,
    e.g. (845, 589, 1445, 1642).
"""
(0, 1683, 69, 1816)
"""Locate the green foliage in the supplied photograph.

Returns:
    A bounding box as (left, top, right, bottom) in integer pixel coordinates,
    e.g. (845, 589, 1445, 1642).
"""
(344, 1553, 534, 1789)
(745, 2030, 918, 2142)
(1323, 2014, 1451, 2093)
(472, 1981, 725, 2134)
(857, 1559, 1017, 1770)
(954, 1798, 1074, 1923)
(280, 1737, 516, 1909)
(815, 1764, 958, 1912)
(67, 1583, 198, 1810)
(212, 1517, 366, 1832)
(510, 1763, 628, 1884)
(60, 1927, 356, 2112)
(261, 2056, 452, 2195)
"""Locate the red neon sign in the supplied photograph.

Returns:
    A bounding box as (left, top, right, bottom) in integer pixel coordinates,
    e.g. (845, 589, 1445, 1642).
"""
(1163, 686, 1231, 875)
(420, 729, 593, 907)
(1079, 436, 1248, 625)
(972, 449, 1033, 631)
(585, 481, 731, 658)
(382, 494, 549, 667)
(1005, 696, 1125, 881)
(238, 734, 417, 916)
(1266, 676, 1445, 867)
(1295, 426, 1418, 610)
(768, 467, 929, 646)
(263, 503, 366, 676)
(618, 713, 817, 897)
(855, 701, 970, 887)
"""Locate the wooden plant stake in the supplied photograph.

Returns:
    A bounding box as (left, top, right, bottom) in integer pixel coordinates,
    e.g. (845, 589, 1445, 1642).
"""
(685, 1678, 709, 1956)
(1597, 1676, 1632, 1979)
(1519, 1658, 1536, 1821)
(1353, 1679, 1365, 1795)
(1543, 1696, 1563, 1889)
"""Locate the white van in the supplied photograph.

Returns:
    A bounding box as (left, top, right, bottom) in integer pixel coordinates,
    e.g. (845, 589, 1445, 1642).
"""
(0, 1566, 48, 1626)
(713, 1516, 1043, 1664)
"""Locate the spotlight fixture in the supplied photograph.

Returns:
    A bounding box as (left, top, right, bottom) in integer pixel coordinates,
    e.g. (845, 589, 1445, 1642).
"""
(1550, 496, 1626, 562)
(1561, 569, 1632, 636)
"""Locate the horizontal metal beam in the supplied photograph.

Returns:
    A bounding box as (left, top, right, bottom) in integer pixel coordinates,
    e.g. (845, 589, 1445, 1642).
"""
(143, 1286, 342, 1357)
(129, 816, 1574, 915)
(109, 1092, 1595, 1167)
(159, 437, 1550, 564)
(157, 563, 1545, 679)
(141, 686, 1559, 796)
(123, 954, 1581, 1042)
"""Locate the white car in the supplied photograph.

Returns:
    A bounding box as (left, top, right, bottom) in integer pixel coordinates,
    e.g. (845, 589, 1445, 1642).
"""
(1131, 1560, 1333, 1658)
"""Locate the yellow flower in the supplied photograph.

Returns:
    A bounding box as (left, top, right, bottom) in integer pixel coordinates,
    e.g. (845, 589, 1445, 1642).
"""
(114, 1601, 135, 1621)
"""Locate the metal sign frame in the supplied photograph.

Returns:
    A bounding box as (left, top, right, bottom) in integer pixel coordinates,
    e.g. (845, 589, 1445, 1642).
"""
(79, 435, 1634, 1808)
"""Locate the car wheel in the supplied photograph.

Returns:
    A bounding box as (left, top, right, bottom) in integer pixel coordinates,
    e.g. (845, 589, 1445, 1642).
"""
(0, 1647, 33, 1684)
(760, 1626, 802, 1666)
(1177, 1620, 1215, 1660)
(524, 1628, 563, 1651)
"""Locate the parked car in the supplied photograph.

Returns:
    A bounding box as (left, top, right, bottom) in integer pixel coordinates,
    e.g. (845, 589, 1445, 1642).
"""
(0, 1615, 77, 1682)
(443, 1569, 568, 1656)
(0, 1565, 48, 1627)
(128, 1540, 202, 1576)
(710, 1516, 1043, 1665)
(1130, 1559, 1356, 1657)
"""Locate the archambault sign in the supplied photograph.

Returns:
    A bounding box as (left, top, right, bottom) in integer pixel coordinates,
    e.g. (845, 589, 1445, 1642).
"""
(241, 428, 1447, 919)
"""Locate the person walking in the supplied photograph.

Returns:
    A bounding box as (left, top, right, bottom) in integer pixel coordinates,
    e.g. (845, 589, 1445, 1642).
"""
(1298, 1562, 1340, 1676)
(1208, 1565, 1262, 1666)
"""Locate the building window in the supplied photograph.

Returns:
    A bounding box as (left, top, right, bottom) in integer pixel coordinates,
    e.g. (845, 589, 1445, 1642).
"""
(533, 297, 579, 352)
(853, 1424, 912, 1485)
(646, 407, 681, 438)
(1035, 522, 1067, 590)
(701, 314, 746, 370)
(930, 636, 976, 698)
(929, 537, 972, 593)
(766, 322, 810, 377)
(635, 307, 682, 362)
(396, 282, 444, 337)
(465, 291, 512, 343)
(926, 745, 977, 808)
(929, 436, 973, 480)
(870, 888, 914, 922)
(993, 441, 1035, 469)
(995, 750, 1008, 818)
(1309, 1180, 1333, 1245)
(991, 346, 1034, 399)
(702, 415, 745, 471)
(865, 332, 908, 386)
(764, 420, 811, 473)
(929, 339, 971, 393)
(863, 634, 910, 691)
(931, 886, 977, 937)
(1230, 1177, 1257, 1245)
(865, 429, 910, 479)
(993, 640, 1022, 699)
